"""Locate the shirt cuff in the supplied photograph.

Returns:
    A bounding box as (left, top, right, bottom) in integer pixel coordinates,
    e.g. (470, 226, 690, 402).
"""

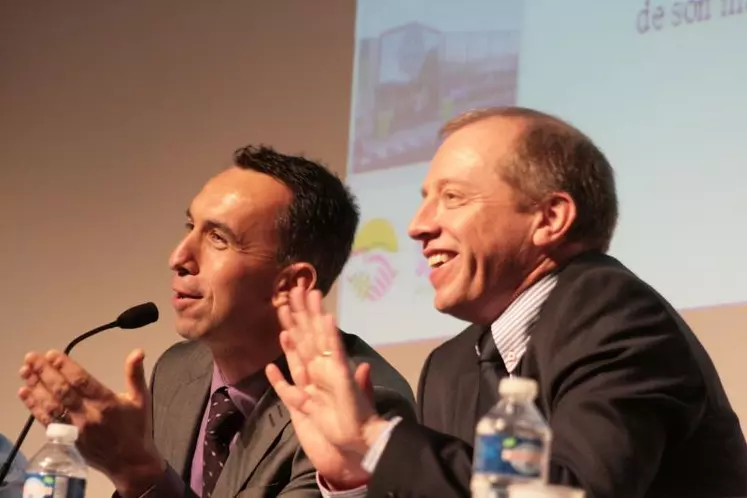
(316, 473, 368, 498)
(316, 416, 403, 497)
(127, 464, 187, 498)
(361, 416, 402, 474)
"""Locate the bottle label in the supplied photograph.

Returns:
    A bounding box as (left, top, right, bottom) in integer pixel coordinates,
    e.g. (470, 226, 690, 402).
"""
(473, 434, 545, 478)
(22, 473, 86, 498)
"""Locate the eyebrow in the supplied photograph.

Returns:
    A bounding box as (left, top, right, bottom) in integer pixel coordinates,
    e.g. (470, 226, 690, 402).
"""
(185, 209, 239, 241)
(421, 179, 473, 197)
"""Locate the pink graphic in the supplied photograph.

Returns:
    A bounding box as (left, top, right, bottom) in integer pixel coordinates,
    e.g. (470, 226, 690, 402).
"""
(347, 251, 398, 302)
(366, 253, 397, 300)
(415, 246, 429, 278)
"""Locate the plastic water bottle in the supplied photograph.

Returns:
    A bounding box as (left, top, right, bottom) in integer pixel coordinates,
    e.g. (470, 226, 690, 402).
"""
(22, 424, 86, 498)
(471, 377, 552, 498)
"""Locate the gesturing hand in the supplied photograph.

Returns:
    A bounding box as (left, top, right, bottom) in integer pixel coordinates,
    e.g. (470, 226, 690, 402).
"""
(266, 286, 387, 489)
(18, 349, 165, 497)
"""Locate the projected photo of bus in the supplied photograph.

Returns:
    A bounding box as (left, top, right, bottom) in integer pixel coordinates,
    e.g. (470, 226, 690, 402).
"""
(349, 22, 522, 174)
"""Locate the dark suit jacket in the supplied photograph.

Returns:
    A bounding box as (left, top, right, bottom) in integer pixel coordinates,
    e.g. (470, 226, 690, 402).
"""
(149, 332, 416, 498)
(369, 252, 747, 498)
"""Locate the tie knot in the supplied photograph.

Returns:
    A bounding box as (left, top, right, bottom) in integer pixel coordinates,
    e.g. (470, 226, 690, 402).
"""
(206, 387, 244, 442)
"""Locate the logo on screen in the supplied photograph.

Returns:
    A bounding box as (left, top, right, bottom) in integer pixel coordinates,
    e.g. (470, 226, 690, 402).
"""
(345, 218, 398, 302)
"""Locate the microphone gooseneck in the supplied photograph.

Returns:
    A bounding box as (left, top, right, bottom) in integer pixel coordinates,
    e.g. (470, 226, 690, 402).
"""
(0, 302, 159, 486)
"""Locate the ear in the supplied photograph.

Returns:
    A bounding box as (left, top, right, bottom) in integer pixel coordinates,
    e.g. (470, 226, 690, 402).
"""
(271, 262, 318, 308)
(531, 192, 576, 248)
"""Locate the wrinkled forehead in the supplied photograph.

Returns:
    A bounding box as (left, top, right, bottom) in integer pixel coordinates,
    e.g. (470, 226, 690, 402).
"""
(423, 117, 526, 189)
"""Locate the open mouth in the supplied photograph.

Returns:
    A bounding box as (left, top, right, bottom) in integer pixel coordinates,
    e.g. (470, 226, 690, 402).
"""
(427, 252, 458, 269)
(175, 292, 202, 300)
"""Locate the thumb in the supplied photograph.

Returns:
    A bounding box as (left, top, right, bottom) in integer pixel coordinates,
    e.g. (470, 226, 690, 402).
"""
(124, 349, 149, 406)
(353, 362, 374, 406)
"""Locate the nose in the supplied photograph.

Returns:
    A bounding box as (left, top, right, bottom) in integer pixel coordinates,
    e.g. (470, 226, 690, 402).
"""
(408, 198, 440, 242)
(169, 233, 199, 276)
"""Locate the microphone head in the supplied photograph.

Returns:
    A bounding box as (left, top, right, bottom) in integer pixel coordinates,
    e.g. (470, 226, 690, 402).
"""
(116, 302, 159, 329)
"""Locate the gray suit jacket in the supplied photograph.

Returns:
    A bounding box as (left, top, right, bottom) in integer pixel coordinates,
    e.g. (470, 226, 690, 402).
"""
(149, 332, 416, 498)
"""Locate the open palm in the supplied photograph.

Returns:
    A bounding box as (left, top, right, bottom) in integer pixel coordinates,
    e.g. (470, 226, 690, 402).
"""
(266, 287, 377, 487)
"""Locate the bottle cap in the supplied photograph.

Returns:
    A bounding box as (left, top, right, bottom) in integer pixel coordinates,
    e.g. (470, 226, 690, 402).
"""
(46, 423, 79, 443)
(499, 376, 538, 399)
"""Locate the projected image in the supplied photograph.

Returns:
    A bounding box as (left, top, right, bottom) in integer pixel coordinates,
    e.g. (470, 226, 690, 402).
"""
(349, 18, 523, 174)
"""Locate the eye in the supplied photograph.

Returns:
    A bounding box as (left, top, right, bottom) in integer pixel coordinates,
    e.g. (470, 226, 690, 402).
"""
(442, 191, 464, 206)
(209, 230, 228, 245)
(184, 221, 194, 231)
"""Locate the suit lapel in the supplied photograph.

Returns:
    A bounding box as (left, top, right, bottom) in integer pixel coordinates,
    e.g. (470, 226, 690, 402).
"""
(161, 345, 212, 478)
(452, 324, 488, 444)
(454, 367, 481, 444)
(211, 388, 290, 497)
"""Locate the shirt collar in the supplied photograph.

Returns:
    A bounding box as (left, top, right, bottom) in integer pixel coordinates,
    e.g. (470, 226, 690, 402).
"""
(490, 272, 559, 372)
(210, 362, 270, 418)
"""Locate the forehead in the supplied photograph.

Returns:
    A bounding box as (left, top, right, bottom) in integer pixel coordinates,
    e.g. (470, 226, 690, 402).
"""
(190, 167, 291, 227)
(424, 116, 526, 188)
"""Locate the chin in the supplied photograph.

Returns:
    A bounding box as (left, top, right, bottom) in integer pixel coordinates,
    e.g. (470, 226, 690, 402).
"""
(174, 319, 208, 342)
(434, 291, 481, 323)
(433, 292, 460, 315)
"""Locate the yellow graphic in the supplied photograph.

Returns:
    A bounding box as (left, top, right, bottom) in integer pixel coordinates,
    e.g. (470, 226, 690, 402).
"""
(348, 218, 399, 301)
(352, 218, 398, 253)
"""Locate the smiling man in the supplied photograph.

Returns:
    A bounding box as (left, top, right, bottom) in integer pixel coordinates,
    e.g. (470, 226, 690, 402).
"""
(17, 145, 415, 498)
(268, 107, 747, 498)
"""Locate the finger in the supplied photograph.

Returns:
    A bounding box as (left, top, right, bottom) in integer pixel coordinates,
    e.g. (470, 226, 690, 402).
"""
(19, 386, 57, 426)
(20, 362, 67, 421)
(287, 288, 321, 363)
(266, 363, 311, 413)
(24, 352, 82, 410)
(280, 330, 309, 387)
(277, 303, 296, 334)
(124, 349, 148, 407)
(46, 350, 113, 400)
(288, 287, 314, 355)
(353, 363, 375, 406)
(307, 290, 333, 355)
(321, 313, 347, 364)
(288, 284, 309, 314)
(305, 315, 352, 396)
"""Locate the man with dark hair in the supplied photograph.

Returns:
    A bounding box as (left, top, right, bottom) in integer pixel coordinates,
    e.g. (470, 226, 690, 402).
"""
(231, 145, 359, 295)
(16, 145, 415, 497)
(268, 107, 747, 498)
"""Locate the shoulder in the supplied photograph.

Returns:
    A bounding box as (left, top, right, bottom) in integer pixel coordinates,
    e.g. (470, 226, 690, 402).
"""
(150, 340, 212, 382)
(536, 253, 707, 393)
(551, 252, 665, 309)
(339, 330, 417, 416)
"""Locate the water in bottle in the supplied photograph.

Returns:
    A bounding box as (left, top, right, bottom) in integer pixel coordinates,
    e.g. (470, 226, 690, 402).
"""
(22, 423, 86, 498)
(471, 376, 552, 498)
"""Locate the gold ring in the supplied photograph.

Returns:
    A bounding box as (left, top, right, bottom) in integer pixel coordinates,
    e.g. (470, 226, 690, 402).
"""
(54, 408, 70, 423)
(320, 350, 333, 357)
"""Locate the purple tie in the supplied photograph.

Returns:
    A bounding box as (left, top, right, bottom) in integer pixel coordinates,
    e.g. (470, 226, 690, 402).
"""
(202, 387, 244, 498)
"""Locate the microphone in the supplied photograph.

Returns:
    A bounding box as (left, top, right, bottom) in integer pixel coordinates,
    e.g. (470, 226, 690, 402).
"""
(0, 302, 159, 486)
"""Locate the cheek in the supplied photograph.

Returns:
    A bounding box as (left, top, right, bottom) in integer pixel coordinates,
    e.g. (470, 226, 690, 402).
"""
(204, 259, 258, 306)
